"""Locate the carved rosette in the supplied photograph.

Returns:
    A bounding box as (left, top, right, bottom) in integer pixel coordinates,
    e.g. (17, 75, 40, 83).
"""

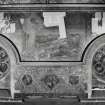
(22, 74, 33, 86)
(92, 45, 105, 82)
(0, 47, 10, 79)
(69, 75, 79, 86)
(41, 74, 59, 90)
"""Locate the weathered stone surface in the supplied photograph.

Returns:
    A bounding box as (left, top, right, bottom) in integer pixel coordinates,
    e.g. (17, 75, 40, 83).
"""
(0, 0, 46, 4)
(15, 65, 86, 95)
(49, 0, 105, 3)
(0, 0, 104, 4)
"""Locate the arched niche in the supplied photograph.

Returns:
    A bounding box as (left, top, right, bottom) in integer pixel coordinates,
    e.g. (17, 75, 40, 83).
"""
(0, 34, 21, 98)
(83, 33, 105, 98)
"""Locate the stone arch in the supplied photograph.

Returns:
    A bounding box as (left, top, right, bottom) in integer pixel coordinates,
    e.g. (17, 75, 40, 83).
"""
(82, 33, 105, 98)
(0, 34, 21, 63)
(83, 33, 105, 63)
(0, 34, 21, 98)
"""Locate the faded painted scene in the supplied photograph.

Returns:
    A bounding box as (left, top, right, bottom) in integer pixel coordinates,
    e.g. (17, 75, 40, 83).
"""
(0, 12, 92, 61)
(0, 12, 105, 61)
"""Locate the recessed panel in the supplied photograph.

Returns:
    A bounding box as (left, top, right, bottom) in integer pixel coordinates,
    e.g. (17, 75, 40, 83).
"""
(1, 12, 89, 61)
(14, 65, 87, 96)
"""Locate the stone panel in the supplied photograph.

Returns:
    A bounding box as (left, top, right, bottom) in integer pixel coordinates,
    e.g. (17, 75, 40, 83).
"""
(14, 64, 87, 96)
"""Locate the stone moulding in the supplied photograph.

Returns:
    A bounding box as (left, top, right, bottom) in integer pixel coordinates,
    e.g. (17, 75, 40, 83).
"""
(0, 4, 105, 12)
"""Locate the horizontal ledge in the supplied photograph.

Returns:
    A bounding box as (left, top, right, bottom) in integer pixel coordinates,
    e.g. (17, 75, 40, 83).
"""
(19, 61, 82, 66)
(0, 4, 105, 12)
(81, 99, 105, 103)
(92, 88, 105, 90)
(0, 4, 105, 7)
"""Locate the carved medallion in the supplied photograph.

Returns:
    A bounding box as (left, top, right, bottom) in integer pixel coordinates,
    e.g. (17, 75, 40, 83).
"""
(69, 75, 79, 85)
(22, 74, 33, 86)
(42, 74, 59, 90)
